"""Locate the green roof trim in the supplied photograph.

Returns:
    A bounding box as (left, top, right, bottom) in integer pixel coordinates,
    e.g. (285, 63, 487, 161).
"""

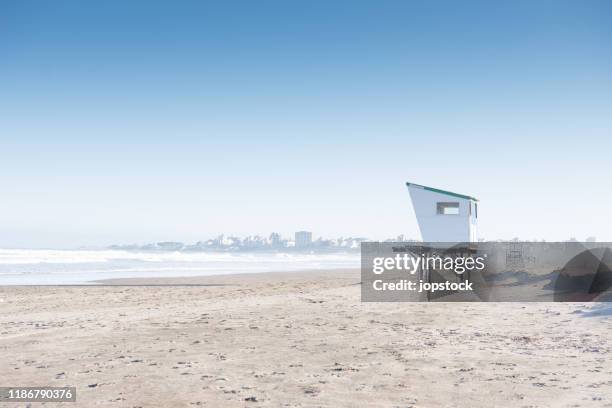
(406, 182, 478, 202)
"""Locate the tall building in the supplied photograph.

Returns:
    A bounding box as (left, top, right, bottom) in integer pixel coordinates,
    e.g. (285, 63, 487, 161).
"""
(269, 232, 282, 248)
(295, 231, 312, 248)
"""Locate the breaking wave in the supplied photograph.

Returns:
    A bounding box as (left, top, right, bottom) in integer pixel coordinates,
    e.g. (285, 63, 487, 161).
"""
(0, 249, 360, 285)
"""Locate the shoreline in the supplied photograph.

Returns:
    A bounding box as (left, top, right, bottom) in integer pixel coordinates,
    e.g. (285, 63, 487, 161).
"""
(0, 267, 359, 287)
(92, 268, 360, 285)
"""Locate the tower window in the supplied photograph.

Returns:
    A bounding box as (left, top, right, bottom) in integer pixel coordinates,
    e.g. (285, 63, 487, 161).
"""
(437, 202, 459, 215)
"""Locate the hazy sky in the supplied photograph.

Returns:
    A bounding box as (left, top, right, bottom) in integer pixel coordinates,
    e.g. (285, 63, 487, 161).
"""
(1, 0, 611, 248)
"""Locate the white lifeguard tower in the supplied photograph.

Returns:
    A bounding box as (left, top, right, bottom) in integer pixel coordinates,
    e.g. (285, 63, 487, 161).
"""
(406, 182, 478, 243)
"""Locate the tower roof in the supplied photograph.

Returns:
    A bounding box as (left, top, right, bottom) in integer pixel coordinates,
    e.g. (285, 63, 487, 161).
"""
(406, 182, 478, 202)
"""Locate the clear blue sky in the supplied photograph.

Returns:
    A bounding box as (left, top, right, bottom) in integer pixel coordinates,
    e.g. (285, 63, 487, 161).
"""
(1, 0, 611, 247)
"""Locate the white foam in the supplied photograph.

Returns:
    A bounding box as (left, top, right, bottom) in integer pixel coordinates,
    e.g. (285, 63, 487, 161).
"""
(0, 249, 359, 285)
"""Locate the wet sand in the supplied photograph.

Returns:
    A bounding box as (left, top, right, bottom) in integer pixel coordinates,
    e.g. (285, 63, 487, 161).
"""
(1, 269, 611, 407)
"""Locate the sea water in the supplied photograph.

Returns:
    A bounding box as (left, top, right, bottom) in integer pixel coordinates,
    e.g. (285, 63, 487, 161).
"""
(0, 249, 360, 285)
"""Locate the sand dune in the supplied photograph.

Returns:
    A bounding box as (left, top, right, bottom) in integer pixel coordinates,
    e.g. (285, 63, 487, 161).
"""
(1, 269, 611, 407)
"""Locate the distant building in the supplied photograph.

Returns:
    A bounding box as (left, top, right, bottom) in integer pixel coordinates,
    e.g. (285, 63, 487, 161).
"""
(406, 182, 478, 243)
(295, 231, 312, 248)
(156, 241, 185, 251)
(269, 232, 282, 248)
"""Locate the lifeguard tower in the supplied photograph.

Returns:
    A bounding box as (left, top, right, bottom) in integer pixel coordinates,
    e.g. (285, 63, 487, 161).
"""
(406, 182, 478, 243)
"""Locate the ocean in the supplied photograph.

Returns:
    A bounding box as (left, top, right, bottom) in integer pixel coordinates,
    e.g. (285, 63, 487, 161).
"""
(0, 249, 360, 285)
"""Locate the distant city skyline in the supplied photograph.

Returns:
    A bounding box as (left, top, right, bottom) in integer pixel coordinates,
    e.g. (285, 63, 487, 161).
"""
(108, 231, 367, 252)
(1, 1, 611, 248)
(106, 231, 603, 253)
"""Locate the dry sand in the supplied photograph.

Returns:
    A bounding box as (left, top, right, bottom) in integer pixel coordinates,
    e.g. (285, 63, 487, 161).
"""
(1, 269, 611, 407)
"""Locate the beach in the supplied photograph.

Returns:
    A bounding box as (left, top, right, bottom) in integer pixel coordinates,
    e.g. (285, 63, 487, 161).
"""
(1, 269, 611, 407)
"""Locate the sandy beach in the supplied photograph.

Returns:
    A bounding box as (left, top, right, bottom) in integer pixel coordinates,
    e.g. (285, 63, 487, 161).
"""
(1, 269, 611, 407)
